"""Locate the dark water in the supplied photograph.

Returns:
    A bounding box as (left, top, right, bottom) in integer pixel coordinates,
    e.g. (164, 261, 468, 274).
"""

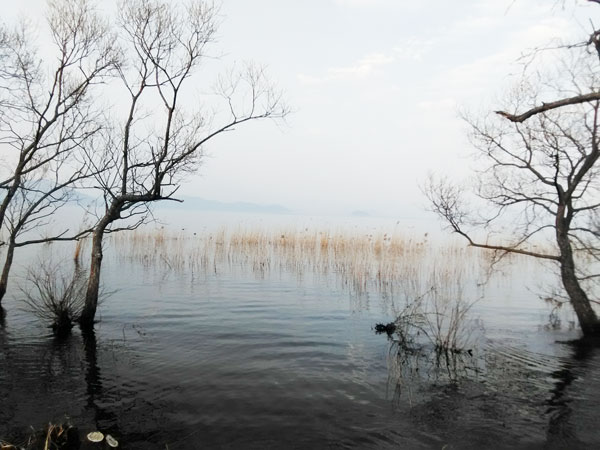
(1, 243, 600, 449)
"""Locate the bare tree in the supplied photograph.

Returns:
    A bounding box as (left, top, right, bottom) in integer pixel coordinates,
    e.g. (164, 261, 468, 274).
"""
(78, 0, 288, 330)
(0, 155, 108, 302)
(426, 14, 600, 337)
(0, 0, 119, 305)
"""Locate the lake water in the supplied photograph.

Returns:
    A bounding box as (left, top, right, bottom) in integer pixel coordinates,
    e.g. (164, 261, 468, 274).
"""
(1, 212, 599, 449)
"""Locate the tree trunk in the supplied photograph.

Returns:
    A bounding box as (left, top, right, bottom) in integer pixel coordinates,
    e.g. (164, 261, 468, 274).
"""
(558, 249, 600, 336)
(0, 237, 16, 306)
(556, 215, 600, 337)
(80, 197, 123, 331)
(0, 173, 22, 233)
(80, 227, 105, 331)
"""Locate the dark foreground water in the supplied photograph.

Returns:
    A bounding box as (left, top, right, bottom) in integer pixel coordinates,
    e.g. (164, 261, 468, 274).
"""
(1, 240, 600, 449)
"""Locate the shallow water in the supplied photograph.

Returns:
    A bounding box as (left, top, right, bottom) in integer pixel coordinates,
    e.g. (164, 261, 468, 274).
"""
(1, 230, 599, 449)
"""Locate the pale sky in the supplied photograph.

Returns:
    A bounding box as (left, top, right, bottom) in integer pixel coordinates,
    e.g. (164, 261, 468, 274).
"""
(3, 0, 597, 217)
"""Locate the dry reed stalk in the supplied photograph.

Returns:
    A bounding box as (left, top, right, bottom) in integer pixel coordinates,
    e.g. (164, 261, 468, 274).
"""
(73, 239, 84, 265)
(112, 226, 528, 312)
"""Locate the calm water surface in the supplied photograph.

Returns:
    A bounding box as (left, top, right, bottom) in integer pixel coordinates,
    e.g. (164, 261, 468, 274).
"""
(1, 221, 599, 449)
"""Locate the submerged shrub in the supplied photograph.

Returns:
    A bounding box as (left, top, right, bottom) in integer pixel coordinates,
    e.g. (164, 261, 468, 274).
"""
(21, 261, 88, 337)
(385, 265, 482, 355)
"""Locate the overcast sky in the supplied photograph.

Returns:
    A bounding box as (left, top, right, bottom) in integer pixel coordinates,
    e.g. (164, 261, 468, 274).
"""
(4, 0, 598, 217)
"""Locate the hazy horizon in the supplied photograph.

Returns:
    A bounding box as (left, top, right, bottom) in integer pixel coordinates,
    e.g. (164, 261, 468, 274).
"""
(2, 0, 595, 217)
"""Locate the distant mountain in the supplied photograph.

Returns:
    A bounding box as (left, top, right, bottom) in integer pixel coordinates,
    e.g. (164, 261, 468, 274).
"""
(157, 196, 292, 214)
(350, 210, 370, 217)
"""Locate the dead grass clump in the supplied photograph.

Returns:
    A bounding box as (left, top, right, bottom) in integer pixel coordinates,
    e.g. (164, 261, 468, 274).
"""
(1, 422, 79, 450)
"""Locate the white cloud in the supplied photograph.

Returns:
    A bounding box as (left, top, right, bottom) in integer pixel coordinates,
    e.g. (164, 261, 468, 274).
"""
(328, 53, 394, 78)
(449, 17, 571, 92)
(298, 52, 395, 85)
(392, 36, 435, 62)
(417, 98, 457, 111)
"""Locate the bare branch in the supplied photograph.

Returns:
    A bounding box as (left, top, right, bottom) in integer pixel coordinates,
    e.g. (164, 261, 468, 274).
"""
(496, 92, 600, 123)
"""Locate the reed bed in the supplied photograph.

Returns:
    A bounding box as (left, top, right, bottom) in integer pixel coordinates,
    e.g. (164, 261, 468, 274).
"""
(103, 227, 552, 410)
(109, 226, 500, 300)
(108, 226, 551, 374)
(111, 226, 550, 345)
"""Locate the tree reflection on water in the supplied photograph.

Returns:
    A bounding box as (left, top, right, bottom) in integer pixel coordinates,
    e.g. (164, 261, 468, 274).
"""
(81, 330, 120, 440)
(386, 338, 480, 408)
(386, 333, 600, 448)
(544, 341, 600, 449)
(0, 325, 154, 447)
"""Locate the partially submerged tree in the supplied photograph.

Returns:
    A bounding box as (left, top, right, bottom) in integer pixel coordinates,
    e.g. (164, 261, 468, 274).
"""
(0, 174, 89, 303)
(426, 14, 600, 337)
(0, 0, 118, 304)
(78, 0, 288, 330)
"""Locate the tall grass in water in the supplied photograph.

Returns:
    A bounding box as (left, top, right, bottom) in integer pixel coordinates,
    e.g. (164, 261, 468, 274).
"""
(112, 226, 544, 348)
(111, 227, 538, 408)
(383, 264, 483, 406)
(111, 227, 493, 304)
